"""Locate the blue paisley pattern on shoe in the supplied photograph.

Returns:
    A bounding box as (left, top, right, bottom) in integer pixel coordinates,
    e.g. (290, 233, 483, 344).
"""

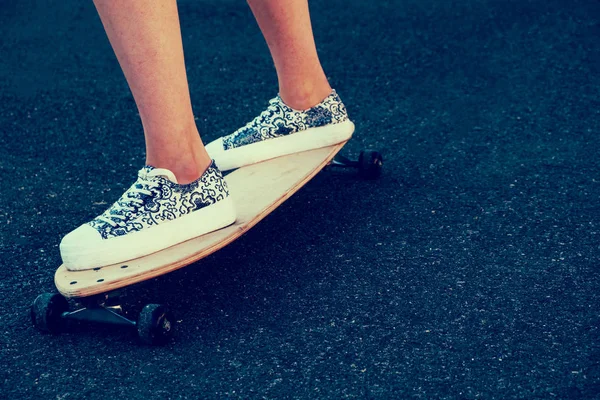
(222, 90, 349, 150)
(87, 162, 229, 239)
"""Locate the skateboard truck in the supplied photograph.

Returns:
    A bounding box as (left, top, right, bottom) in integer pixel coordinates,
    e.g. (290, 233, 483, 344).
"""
(328, 150, 383, 179)
(31, 292, 173, 345)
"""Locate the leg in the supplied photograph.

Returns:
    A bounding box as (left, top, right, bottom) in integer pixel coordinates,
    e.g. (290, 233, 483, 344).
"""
(93, 0, 210, 184)
(205, 0, 354, 171)
(247, 0, 332, 110)
(61, 1, 236, 270)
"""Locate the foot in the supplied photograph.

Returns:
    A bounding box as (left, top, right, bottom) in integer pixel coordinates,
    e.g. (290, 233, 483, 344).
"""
(60, 162, 236, 271)
(206, 89, 354, 171)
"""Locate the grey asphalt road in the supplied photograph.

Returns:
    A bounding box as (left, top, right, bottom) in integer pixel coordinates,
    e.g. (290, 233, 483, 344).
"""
(1, 0, 599, 398)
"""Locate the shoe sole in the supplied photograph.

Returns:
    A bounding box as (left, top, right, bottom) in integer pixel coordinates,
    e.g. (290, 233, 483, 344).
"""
(62, 197, 236, 271)
(208, 119, 355, 171)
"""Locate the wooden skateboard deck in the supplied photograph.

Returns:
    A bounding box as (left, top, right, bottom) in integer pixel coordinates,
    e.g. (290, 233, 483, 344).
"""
(54, 141, 347, 299)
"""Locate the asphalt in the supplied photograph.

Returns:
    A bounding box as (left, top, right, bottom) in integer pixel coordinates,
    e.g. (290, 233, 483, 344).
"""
(1, 0, 599, 398)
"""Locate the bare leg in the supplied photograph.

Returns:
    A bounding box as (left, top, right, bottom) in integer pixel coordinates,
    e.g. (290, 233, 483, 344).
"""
(247, 0, 332, 110)
(93, 0, 210, 184)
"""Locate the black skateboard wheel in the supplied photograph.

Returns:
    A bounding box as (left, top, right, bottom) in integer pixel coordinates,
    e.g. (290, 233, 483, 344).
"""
(31, 293, 69, 334)
(358, 150, 383, 179)
(137, 304, 174, 345)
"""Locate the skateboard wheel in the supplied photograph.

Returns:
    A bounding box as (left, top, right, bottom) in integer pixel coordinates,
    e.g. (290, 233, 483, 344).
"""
(31, 293, 69, 334)
(358, 150, 383, 179)
(137, 304, 173, 345)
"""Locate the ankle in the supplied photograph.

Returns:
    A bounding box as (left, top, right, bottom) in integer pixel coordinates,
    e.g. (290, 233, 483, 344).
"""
(144, 121, 214, 183)
(279, 80, 332, 110)
(173, 156, 212, 184)
(146, 147, 212, 184)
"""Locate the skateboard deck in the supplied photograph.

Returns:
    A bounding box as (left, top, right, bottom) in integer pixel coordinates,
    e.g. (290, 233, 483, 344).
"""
(54, 141, 347, 299)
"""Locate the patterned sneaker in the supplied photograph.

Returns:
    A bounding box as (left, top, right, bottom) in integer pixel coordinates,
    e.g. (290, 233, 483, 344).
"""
(206, 89, 354, 171)
(60, 162, 236, 271)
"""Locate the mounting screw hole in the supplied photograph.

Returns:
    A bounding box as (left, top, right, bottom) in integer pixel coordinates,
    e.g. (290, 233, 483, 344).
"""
(69, 281, 77, 285)
(97, 279, 104, 283)
(93, 267, 101, 271)
(121, 265, 128, 269)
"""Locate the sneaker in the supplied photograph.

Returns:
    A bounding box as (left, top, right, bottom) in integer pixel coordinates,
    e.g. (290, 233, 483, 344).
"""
(60, 162, 236, 271)
(206, 89, 355, 171)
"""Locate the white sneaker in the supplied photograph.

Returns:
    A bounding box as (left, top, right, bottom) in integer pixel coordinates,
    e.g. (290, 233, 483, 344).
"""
(60, 162, 236, 271)
(206, 90, 355, 171)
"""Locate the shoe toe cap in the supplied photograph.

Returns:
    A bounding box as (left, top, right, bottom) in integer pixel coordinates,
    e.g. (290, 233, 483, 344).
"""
(61, 224, 102, 247)
(60, 225, 103, 265)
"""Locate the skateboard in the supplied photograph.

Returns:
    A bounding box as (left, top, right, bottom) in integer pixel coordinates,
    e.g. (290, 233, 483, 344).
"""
(31, 141, 383, 344)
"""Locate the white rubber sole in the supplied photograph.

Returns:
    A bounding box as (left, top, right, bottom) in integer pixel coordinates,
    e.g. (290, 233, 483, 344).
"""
(61, 197, 236, 271)
(206, 119, 355, 171)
